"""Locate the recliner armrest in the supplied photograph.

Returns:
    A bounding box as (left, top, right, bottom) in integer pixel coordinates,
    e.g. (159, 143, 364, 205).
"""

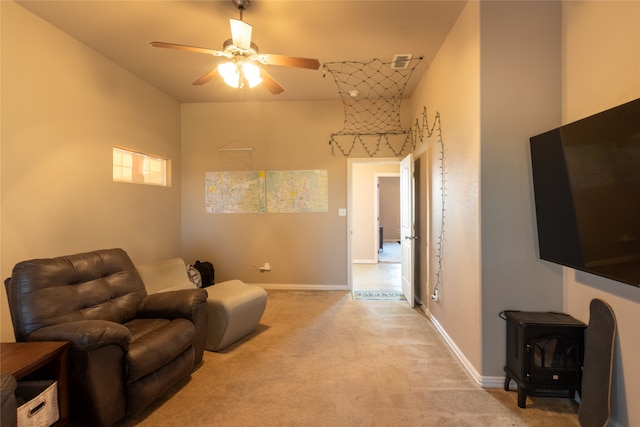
(28, 320, 131, 351)
(137, 288, 207, 321)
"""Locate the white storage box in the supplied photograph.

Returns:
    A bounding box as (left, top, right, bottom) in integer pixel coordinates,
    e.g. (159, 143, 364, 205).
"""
(15, 380, 59, 427)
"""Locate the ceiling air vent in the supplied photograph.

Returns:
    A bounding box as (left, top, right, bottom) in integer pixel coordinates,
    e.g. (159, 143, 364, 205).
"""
(391, 54, 412, 70)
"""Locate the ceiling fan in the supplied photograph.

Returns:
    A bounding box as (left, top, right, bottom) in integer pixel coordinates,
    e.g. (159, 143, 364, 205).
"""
(150, 0, 320, 94)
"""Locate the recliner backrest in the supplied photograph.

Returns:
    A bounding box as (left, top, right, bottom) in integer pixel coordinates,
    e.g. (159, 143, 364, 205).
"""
(5, 248, 146, 341)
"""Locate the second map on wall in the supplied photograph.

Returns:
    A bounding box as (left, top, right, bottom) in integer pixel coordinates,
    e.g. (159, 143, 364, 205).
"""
(205, 170, 328, 214)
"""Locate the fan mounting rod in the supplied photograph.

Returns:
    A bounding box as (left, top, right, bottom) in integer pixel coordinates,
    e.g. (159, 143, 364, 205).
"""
(233, 0, 250, 20)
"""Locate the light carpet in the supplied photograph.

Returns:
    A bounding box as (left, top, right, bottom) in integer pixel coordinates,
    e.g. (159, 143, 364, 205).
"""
(117, 290, 579, 427)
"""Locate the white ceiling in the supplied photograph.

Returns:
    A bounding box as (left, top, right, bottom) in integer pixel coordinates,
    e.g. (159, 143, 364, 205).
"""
(16, 0, 466, 103)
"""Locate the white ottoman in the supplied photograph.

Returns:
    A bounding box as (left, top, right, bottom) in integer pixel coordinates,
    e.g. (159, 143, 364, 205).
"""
(205, 280, 267, 351)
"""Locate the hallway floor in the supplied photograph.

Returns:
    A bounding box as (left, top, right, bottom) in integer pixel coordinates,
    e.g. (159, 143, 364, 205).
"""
(353, 243, 401, 292)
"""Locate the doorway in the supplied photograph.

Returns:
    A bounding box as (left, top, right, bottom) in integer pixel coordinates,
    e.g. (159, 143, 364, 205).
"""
(348, 158, 402, 293)
(378, 175, 401, 264)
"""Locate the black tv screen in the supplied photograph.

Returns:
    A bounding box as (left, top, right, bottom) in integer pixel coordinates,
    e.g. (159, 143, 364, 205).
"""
(530, 98, 640, 288)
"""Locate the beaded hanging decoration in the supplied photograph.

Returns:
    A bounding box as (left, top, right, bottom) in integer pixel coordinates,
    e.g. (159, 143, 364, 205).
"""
(323, 57, 424, 157)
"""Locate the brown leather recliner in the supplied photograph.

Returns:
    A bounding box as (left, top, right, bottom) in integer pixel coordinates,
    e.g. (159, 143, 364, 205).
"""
(4, 248, 208, 426)
(1, 374, 17, 427)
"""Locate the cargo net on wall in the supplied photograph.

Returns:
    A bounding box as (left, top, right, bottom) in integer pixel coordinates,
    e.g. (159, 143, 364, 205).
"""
(323, 57, 422, 157)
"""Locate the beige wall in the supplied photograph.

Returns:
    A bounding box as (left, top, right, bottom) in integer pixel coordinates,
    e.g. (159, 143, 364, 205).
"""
(562, 2, 640, 426)
(351, 160, 400, 263)
(479, 0, 564, 379)
(408, 7, 639, 426)
(379, 176, 400, 242)
(0, 2, 182, 341)
(408, 1, 483, 377)
(180, 102, 350, 288)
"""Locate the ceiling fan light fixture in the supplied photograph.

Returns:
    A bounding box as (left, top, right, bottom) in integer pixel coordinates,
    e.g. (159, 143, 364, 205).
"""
(218, 61, 262, 89)
(242, 62, 263, 88)
(151, 0, 317, 95)
(218, 62, 239, 87)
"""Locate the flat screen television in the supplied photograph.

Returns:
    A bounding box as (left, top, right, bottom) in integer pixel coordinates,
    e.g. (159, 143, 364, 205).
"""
(530, 98, 640, 288)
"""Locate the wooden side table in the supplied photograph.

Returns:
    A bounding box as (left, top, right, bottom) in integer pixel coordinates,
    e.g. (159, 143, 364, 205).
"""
(1, 341, 70, 426)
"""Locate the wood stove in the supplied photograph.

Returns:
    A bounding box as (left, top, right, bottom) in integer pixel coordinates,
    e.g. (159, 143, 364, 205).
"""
(503, 311, 586, 408)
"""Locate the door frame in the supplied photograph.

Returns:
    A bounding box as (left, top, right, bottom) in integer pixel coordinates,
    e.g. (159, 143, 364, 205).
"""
(347, 157, 401, 290)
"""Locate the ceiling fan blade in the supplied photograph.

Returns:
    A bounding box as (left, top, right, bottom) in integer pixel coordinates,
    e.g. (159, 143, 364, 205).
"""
(150, 41, 224, 56)
(259, 69, 284, 95)
(230, 19, 252, 50)
(192, 69, 219, 86)
(260, 54, 320, 70)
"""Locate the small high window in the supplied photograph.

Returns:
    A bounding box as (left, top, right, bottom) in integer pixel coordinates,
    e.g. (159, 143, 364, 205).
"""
(113, 147, 170, 186)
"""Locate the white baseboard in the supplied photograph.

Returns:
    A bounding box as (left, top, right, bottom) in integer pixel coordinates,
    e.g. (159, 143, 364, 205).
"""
(427, 313, 509, 389)
(484, 376, 509, 389)
(255, 283, 349, 291)
(427, 315, 483, 386)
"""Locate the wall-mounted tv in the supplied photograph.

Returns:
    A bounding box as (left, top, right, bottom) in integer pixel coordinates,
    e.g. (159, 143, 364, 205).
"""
(530, 98, 640, 288)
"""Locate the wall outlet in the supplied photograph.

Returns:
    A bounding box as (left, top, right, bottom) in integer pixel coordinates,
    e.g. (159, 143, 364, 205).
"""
(260, 263, 271, 272)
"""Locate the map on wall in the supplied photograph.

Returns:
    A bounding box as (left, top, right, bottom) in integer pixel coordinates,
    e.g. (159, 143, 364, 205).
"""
(205, 171, 266, 214)
(205, 170, 328, 214)
(266, 170, 328, 213)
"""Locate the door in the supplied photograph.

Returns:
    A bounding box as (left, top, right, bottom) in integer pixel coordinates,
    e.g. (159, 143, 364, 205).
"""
(400, 153, 415, 307)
